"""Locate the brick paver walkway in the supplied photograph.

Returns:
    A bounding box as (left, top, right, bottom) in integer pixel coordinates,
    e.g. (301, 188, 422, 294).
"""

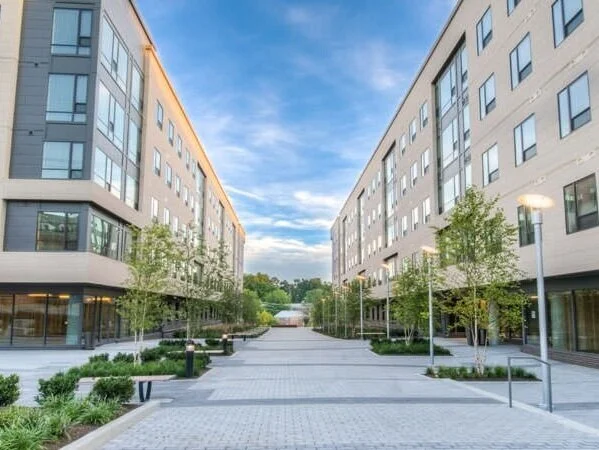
(101, 328, 599, 450)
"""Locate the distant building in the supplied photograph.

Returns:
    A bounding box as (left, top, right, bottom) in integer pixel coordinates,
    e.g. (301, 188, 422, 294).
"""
(275, 310, 305, 327)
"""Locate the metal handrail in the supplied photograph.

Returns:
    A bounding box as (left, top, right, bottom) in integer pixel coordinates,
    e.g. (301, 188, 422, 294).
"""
(507, 356, 552, 413)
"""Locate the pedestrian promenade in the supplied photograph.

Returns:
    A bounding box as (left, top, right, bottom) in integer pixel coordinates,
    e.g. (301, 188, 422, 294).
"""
(99, 328, 599, 450)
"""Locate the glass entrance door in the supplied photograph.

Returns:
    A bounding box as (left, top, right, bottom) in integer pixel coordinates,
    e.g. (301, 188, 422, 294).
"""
(0, 295, 13, 345)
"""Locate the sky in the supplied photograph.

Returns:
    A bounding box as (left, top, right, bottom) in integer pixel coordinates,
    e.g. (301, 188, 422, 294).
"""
(135, 0, 456, 281)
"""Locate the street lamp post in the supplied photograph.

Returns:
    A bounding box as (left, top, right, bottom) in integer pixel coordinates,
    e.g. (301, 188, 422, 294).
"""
(321, 298, 326, 332)
(342, 285, 348, 338)
(421, 246, 438, 368)
(334, 289, 339, 336)
(381, 263, 391, 340)
(518, 194, 554, 410)
(356, 275, 366, 340)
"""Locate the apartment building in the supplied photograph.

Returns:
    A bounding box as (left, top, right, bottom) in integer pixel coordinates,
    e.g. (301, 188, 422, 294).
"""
(0, 0, 245, 348)
(331, 0, 599, 365)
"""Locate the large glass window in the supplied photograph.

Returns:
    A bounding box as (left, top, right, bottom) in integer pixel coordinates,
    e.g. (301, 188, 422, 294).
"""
(125, 174, 138, 210)
(46, 74, 87, 123)
(574, 289, 599, 353)
(0, 295, 12, 346)
(476, 7, 493, 54)
(131, 65, 143, 111)
(42, 142, 83, 179)
(442, 118, 458, 168)
(439, 63, 457, 117)
(100, 17, 128, 91)
(90, 215, 119, 259)
(552, 0, 584, 47)
(517, 206, 535, 247)
(97, 83, 125, 150)
(51, 9, 91, 56)
(36, 212, 79, 251)
(12, 295, 45, 346)
(558, 72, 591, 138)
(514, 114, 536, 166)
(443, 174, 460, 212)
(383, 149, 395, 246)
(127, 120, 140, 164)
(482, 144, 499, 186)
(510, 34, 532, 89)
(46, 295, 81, 346)
(507, 0, 521, 15)
(548, 291, 574, 351)
(479, 74, 496, 119)
(93, 148, 121, 199)
(463, 104, 471, 151)
(564, 174, 599, 234)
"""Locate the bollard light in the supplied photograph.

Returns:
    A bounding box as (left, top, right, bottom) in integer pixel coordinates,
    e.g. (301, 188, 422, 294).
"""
(185, 340, 195, 378)
(222, 334, 229, 355)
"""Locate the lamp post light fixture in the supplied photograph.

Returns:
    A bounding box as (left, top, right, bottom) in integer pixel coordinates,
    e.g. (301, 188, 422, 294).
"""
(356, 275, 366, 340)
(185, 340, 195, 378)
(381, 263, 392, 340)
(421, 245, 439, 368)
(222, 334, 229, 355)
(517, 193, 554, 410)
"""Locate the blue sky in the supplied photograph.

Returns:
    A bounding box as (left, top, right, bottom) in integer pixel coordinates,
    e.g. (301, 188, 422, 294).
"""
(136, 0, 456, 281)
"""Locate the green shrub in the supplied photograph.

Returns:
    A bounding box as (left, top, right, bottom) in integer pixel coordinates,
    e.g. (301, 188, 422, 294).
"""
(91, 377, 134, 403)
(425, 366, 435, 377)
(204, 338, 220, 347)
(42, 409, 73, 440)
(78, 398, 120, 426)
(164, 351, 186, 361)
(371, 340, 451, 356)
(36, 372, 78, 404)
(113, 352, 134, 364)
(140, 347, 165, 362)
(158, 339, 188, 347)
(0, 374, 19, 407)
(88, 353, 110, 364)
(0, 423, 47, 450)
(0, 406, 41, 430)
(172, 330, 186, 339)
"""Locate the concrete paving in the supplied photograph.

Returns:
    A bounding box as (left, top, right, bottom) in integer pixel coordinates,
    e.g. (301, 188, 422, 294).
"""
(97, 328, 599, 450)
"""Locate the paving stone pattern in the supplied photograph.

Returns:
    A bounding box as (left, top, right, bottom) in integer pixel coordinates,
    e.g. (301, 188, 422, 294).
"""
(101, 328, 599, 450)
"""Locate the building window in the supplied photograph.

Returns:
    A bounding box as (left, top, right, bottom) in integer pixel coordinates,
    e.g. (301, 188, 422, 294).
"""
(153, 149, 161, 176)
(558, 72, 591, 138)
(100, 18, 127, 91)
(564, 174, 598, 234)
(175, 175, 181, 197)
(97, 83, 125, 150)
(125, 175, 138, 210)
(507, 0, 521, 15)
(401, 216, 408, 237)
(460, 47, 468, 89)
(51, 9, 91, 56)
(131, 65, 143, 111)
(463, 104, 471, 151)
(442, 118, 458, 168)
(439, 62, 457, 117)
(411, 206, 419, 231)
(517, 206, 535, 246)
(552, 0, 584, 47)
(151, 197, 159, 219)
(90, 215, 119, 259)
(41, 142, 83, 179)
(163, 207, 170, 226)
(400, 175, 407, 197)
(482, 144, 499, 186)
(465, 163, 472, 189)
(165, 163, 172, 188)
(423, 197, 431, 224)
(420, 102, 428, 129)
(156, 101, 163, 129)
(127, 120, 140, 163)
(400, 134, 406, 154)
(476, 7, 493, 54)
(479, 74, 496, 119)
(185, 149, 191, 169)
(36, 212, 79, 251)
(93, 148, 121, 199)
(409, 119, 417, 143)
(514, 114, 536, 166)
(421, 149, 430, 175)
(510, 34, 532, 89)
(168, 121, 174, 146)
(184, 186, 189, 206)
(443, 174, 460, 212)
(46, 74, 87, 123)
(410, 162, 418, 187)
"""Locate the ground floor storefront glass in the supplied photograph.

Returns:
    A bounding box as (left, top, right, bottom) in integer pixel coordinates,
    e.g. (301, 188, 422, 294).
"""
(526, 289, 599, 354)
(0, 291, 132, 347)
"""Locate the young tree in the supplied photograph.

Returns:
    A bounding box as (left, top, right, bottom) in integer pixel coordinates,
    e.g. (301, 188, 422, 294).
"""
(436, 187, 528, 373)
(118, 223, 177, 364)
(241, 289, 261, 324)
(258, 310, 277, 326)
(392, 258, 439, 345)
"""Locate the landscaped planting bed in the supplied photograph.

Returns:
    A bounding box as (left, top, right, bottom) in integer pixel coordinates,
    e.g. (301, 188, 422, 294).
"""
(370, 339, 451, 356)
(425, 365, 538, 380)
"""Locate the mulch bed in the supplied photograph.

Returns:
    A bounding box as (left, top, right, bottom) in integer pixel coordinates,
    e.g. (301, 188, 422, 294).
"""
(44, 404, 139, 450)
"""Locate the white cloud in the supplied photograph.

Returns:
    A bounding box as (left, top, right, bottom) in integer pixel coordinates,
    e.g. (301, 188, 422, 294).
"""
(293, 191, 344, 213)
(224, 185, 266, 202)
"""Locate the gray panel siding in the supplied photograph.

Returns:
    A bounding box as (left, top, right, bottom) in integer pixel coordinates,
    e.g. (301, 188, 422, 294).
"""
(4, 201, 89, 252)
(10, 0, 101, 180)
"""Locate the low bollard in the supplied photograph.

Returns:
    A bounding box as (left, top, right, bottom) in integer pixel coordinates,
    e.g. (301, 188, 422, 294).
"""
(185, 341, 195, 378)
(222, 334, 229, 355)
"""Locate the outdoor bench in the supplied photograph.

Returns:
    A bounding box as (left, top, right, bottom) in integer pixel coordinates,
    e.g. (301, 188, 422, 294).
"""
(79, 374, 176, 403)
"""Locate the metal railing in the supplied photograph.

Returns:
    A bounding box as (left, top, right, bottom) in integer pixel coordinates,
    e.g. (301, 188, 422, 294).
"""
(507, 356, 552, 413)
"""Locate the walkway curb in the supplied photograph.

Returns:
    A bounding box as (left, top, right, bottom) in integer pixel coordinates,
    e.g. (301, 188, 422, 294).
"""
(443, 378, 599, 438)
(61, 399, 170, 450)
